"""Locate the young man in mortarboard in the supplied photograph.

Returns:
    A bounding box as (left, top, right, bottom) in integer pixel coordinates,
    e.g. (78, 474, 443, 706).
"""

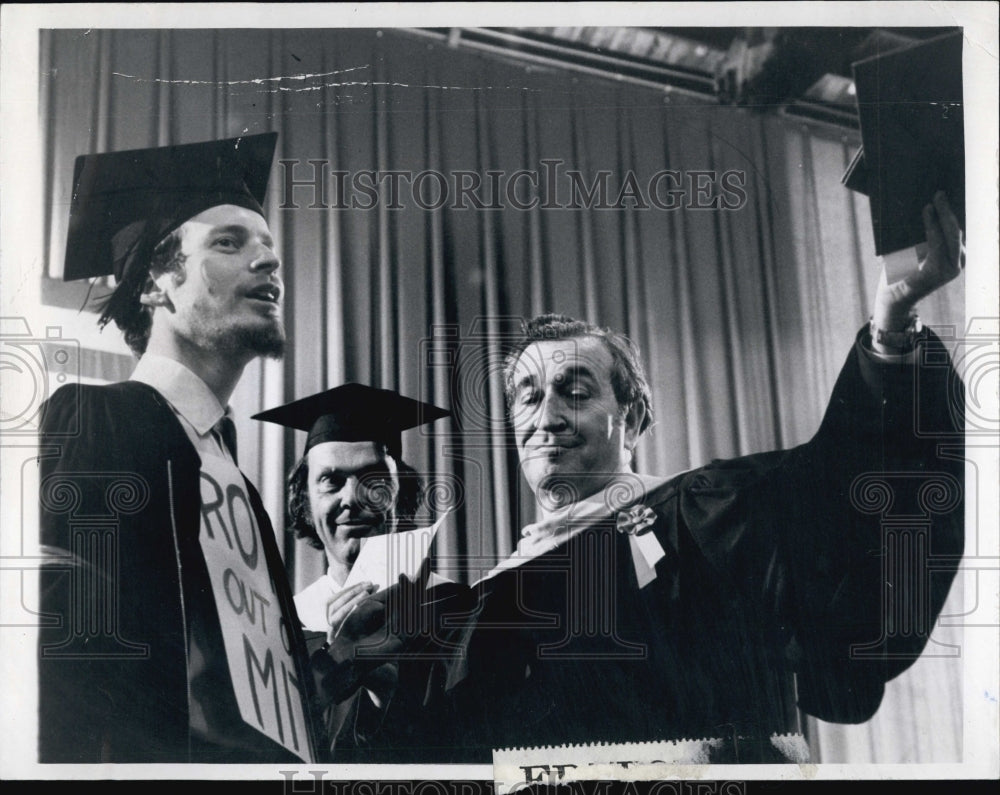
(37, 134, 323, 763)
(254, 383, 452, 761)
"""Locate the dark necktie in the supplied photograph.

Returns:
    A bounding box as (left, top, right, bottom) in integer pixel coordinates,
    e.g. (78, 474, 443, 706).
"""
(214, 415, 239, 465)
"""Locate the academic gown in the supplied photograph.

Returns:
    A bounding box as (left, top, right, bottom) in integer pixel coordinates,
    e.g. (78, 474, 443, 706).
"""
(341, 328, 964, 763)
(36, 381, 322, 763)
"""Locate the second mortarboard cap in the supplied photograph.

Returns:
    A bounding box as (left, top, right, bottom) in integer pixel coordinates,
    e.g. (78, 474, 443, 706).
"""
(252, 383, 450, 459)
(63, 132, 278, 283)
(847, 29, 965, 257)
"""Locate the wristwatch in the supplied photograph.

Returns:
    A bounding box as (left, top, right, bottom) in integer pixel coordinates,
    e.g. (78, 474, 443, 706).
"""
(869, 313, 923, 351)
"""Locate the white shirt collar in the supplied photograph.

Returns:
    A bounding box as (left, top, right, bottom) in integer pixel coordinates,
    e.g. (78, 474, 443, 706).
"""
(130, 353, 229, 436)
(478, 472, 682, 586)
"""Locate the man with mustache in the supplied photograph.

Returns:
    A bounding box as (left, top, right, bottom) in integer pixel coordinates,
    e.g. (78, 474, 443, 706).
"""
(254, 383, 449, 759)
(37, 134, 322, 763)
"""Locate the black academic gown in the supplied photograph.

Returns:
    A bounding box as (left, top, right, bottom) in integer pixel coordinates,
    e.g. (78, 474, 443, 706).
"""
(333, 328, 964, 763)
(37, 381, 322, 763)
(305, 612, 460, 762)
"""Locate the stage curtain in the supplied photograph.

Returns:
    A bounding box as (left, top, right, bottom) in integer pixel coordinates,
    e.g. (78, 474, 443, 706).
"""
(38, 27, 965, 763)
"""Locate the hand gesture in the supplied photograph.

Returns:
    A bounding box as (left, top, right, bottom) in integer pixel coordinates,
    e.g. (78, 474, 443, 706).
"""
(312, 583, 401, 707)
(872, 192, 965, 330)
(325, 581, 379, 646)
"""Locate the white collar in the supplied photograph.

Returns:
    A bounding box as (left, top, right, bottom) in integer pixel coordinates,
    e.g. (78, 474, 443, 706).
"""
(479, 473, 679, 586)
(130, 353, 228, 436)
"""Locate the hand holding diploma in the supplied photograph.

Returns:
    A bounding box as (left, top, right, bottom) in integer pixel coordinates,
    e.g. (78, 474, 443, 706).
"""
(871, 192, 965, 354)
(312, 517, 447, 706)
(325, 581, 379, 645)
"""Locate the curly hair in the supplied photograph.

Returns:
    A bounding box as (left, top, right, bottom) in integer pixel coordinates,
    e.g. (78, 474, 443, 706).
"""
(97, 229, 187, 357)
(286, 449, 425, 550)
(501, 313, 654, 436)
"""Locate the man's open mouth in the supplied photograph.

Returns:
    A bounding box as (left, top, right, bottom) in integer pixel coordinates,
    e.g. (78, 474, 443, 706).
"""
(245, 283, 281, 303)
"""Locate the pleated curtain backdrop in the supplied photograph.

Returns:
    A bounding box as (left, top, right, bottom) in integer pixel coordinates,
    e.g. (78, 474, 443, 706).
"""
(39, 27, 965, 763)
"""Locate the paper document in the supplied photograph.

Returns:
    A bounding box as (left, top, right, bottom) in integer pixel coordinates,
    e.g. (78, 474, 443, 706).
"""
(343, 514, 445, 591)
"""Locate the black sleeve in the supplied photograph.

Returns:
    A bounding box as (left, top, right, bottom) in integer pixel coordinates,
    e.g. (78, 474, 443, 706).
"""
(682, 327, 964, 724)
(779, 328, 963, 722)
(37, 384, 122, 762)
(36, 384, 190, 762)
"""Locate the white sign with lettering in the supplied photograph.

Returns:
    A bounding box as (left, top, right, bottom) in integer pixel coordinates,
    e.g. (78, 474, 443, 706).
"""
(199, 455, 313, 762)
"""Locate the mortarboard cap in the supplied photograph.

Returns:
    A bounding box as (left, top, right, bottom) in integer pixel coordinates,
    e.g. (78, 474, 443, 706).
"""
(847, 29, 965, 257)
(63, 132, 278, 283)
(252, 383, 450, 459)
